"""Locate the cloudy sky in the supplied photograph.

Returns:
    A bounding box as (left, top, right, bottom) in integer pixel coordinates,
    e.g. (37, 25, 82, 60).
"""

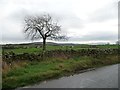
(0, 0, 119, 44)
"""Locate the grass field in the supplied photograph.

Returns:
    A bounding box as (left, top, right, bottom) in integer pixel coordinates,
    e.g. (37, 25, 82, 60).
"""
(3, 55, 118, 89)
(3, 44, 118, 54)
(2, 44, 119, 89)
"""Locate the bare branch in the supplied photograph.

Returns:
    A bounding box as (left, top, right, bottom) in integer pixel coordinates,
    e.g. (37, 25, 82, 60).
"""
(24, 13, 67, 50)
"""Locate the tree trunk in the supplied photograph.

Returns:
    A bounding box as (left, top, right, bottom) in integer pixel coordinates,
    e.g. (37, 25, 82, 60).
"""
(43, 38, 46, 51)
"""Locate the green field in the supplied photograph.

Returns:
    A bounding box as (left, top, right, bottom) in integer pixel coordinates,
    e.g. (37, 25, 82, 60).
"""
(2, 44, 119, 89)
(3, 44, 118, 54)
(3, 55, 118, 89)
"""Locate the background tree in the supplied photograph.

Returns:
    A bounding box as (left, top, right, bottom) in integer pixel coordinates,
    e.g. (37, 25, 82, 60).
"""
(24, 14, 67, 51)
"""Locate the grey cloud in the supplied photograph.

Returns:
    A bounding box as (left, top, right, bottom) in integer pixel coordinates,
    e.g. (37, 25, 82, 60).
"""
(7, 9, 29, 22)
(9, 9, 84, 28)
(4, 4, 84, 35)
(89, 1, 118, 22)
(69, 32, 117, 41)
(0, 0, 118, 44)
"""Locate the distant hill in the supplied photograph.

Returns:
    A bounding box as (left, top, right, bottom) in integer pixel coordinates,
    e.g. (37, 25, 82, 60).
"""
(1, 41, 116, 47)
(2, 42, 78, 47)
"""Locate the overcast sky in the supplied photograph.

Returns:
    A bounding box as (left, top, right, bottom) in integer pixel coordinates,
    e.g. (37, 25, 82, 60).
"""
(0, 0, 119, 44)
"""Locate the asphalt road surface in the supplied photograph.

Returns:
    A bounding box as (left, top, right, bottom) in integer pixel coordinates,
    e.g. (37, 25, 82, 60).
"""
(22, 64, 119, 88)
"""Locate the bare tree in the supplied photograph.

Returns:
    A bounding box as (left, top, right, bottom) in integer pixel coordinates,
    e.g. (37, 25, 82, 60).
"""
(24, 14, 67, 51)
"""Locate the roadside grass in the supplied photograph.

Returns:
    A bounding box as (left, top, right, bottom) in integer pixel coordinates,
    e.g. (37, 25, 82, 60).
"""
(2, 55, 119, 89)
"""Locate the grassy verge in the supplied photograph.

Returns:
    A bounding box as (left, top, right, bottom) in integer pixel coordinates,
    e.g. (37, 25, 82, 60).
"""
(2, 55, 119, 89)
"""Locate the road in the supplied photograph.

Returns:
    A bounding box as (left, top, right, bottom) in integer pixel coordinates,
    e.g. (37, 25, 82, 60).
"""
(23, 64, 119, 88)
